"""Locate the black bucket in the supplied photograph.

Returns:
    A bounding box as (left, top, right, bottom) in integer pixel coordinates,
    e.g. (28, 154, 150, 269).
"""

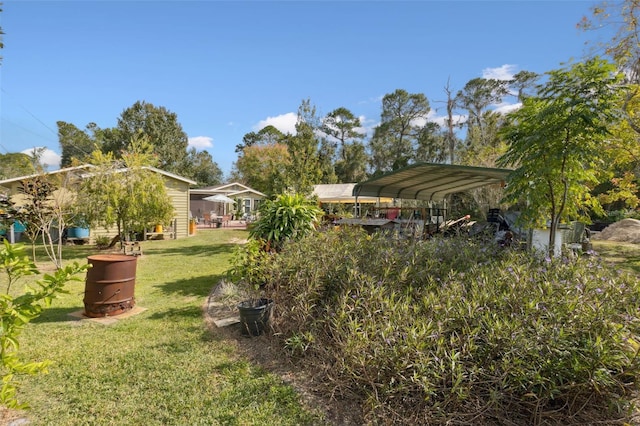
(237, 298, 273, 336)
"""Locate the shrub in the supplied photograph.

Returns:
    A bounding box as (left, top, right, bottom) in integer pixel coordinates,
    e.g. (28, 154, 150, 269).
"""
(226, 238, 273, 301)
(94, 235, 111, 249)
(267, 228, 640, 424)
(249, 193, 322, 252)
(0, 241, 88, 408)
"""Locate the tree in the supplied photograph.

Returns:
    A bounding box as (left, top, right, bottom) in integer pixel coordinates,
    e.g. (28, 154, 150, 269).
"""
(185, 148, 223, 187)
(441, 80, 463, 164)
(77, 135, 175, 245)
(498, 58, 623, 255)
(0, 153, 35, 180)
(456, 78, 510, 157)
(233, 143, 290, 196)
(335, 141, 369, 183)
(321, 108, 364, 160)
(103, 101, 190, 176)
(369, 89, 431, 174)
(57, 121, 99, 167)
(317, 137, 338, 184)
(510, 71, 540, 102)
(284, 99, 324, 194)
(415, 121, 447, 164)
(235, 125, 285, 153)
(321, 107, 368, 182)
(596, 86, 640, 209)
(15, 171, 82, 268)
(580, 0, 640, 83)
(580, 0, 640, 209)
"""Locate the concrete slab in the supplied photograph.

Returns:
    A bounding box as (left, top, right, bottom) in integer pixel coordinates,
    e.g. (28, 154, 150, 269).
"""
(67, 306, 147, 325)
(214, 317, 240, 327)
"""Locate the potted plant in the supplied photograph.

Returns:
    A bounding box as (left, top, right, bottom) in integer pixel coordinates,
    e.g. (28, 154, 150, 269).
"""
(227, 239, 274, 336)
(226, 193, 322, 335)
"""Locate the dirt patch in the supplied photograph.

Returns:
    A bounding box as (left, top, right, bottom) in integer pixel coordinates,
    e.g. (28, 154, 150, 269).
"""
(203, 282, 363, 425)
(592, 218, 640, 244)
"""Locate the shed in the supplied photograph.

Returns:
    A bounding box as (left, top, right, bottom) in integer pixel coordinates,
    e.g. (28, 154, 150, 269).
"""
(0, 165, 196, 241)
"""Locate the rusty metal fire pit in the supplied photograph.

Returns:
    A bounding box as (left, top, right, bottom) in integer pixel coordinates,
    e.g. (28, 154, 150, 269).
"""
(83, 254, 137, 318)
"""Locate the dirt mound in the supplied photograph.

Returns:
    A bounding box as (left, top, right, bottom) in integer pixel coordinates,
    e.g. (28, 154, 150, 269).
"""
(592, 218, 640, 244)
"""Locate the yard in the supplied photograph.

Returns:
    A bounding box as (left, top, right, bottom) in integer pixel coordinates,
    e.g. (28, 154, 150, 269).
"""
(2, 228, 640, 425)
(3, 228, 326, 425)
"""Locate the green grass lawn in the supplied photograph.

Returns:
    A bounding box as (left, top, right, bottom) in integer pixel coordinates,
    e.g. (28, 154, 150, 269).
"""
(592, 240, 640, 274)
(10, 229, 325, 425)
(7, 231, 639, 425)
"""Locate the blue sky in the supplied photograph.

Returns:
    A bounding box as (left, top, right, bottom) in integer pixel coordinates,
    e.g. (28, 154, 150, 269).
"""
(0, 1, 611, 178)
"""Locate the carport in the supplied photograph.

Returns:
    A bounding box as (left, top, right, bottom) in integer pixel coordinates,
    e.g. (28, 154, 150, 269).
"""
(352, 163, 512, 220)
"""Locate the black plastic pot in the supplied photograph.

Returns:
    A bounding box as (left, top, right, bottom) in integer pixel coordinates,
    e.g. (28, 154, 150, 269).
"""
(237, 298, 273, 336)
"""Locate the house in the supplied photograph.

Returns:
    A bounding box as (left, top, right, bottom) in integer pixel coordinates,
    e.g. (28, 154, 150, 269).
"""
(190, 182, 266, 222)
(0, 164, 196, 241)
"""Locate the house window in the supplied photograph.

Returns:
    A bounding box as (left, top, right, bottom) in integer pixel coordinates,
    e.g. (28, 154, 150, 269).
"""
(244, 199, 251, 214)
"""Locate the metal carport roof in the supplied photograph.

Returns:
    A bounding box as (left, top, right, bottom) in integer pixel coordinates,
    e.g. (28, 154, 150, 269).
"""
(352, 163, 512, 202)
(313, 183, 393, 204)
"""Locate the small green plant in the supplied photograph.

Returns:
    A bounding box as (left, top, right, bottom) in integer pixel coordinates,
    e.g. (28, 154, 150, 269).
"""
(94, 235, 111, 249)
(226, 238, 272, 301)
(249, 192, 322, 252)
(0, 240, 88, 408)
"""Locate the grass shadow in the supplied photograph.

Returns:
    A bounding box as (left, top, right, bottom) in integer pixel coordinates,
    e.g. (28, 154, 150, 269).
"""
(155, 274, 226, 299)
(147, 304, 203, 321)
(31, 306, 85, 324)
(143, 242, 237, 257)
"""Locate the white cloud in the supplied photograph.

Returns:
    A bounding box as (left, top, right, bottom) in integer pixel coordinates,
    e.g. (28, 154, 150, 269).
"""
(188, 136, 214, 150)
(482, 64, 517, 81)
(426, 110, 467, 127)
(21, 147, 61, 171)
(254, 112, 297, 135)
(356, 115, 377, 138)
(494, 102, 522, 115)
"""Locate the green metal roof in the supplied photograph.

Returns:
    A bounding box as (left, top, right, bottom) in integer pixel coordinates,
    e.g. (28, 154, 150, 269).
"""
(353, 163, 512, 202)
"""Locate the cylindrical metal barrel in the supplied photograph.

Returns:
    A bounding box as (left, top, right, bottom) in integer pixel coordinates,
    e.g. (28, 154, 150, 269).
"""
(83, 254, 137, 318)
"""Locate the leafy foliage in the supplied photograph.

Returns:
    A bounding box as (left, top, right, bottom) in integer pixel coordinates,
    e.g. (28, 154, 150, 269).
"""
(56, 101, 223, 184)
(15, 172, 82, 268)
(268, 228, 640, 424)
(226, 238, 272, 295)
(369, 89, 433, 174)
(232, 143, 290, 196)
(249, 193, 322, 252)
(0, 153, 36, 180)
(0, 241, 88, 408)
(499, 58, 624, 253)
(284, 99, 325, 194)
(57, 121, 100, 168)
(77, 136, 175, 243)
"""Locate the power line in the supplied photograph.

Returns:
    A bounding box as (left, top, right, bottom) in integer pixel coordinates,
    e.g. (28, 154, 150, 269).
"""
(1, 117, 57, 144)
(1, 88, 58, 136)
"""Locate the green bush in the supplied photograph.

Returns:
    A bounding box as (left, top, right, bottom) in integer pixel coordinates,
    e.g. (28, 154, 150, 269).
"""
(267, 228, 640, 424)
(226, 238, 273, 300)
(0, 241, 88, 408)
(249, 193, 322, 252)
